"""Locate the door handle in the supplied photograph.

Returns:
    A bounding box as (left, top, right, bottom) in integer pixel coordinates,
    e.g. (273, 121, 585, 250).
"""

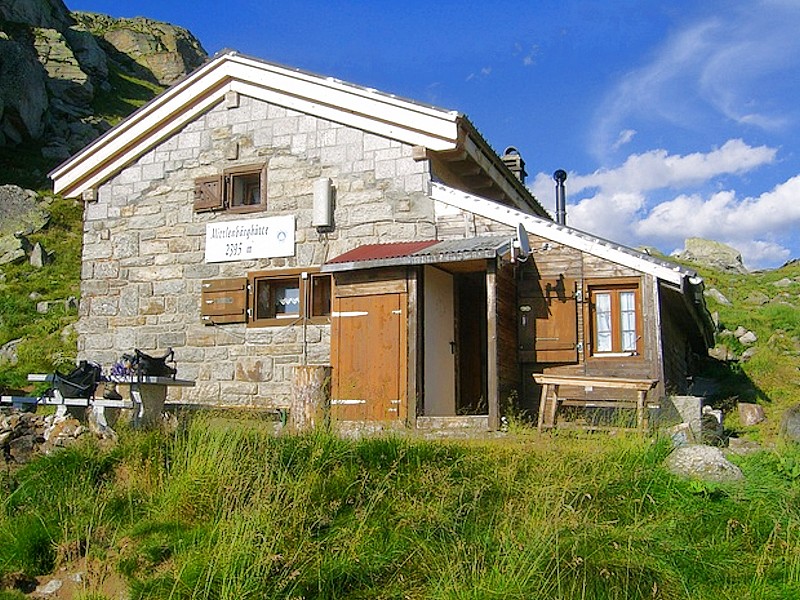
(449, 341, 456, 354)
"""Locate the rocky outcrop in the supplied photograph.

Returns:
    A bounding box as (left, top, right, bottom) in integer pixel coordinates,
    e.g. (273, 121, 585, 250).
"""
(0, 185, 50, 264)
(0, 0, 207, 165)
(675, 238, 748, 273)
(0, 0, 73, 30)
(0, 408, 111, 465)
(73, 12, 206, 86)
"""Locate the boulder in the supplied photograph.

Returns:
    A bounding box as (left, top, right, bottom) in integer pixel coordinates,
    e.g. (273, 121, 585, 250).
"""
(64, 26, 108, 82)
(0, 0, 73, 30)
(744, 291, 770, 305)
(677, 238, 747, 273)
(780, 404, 800, 443)
(738, 403, 765, 426)
(704, 288, 731, 306)
(708, 346, 736, 361)
(665, 444, 744, 483)
(0, 38, 49, 142)
(29, 241, 53, 268)
(737, 330, 757, 346)
(772, 278, 794, 288)
(0, 338, 23, 365)
(0, 185, 50, 265)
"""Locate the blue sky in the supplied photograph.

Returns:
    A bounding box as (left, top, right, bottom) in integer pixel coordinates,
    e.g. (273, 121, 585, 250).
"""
(70, 0, 800, 269)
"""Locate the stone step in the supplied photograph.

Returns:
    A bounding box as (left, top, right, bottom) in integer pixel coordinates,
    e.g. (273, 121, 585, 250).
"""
(415, 415, 489, 431)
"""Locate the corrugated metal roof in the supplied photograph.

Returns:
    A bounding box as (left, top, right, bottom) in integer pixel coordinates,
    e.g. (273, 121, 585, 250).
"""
(323, 236, 510, 272)
(326, 240, 439, 265)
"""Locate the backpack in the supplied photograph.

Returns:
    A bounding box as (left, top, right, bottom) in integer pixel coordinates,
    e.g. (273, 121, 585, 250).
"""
(52, 360, 103, 399)
(123, 348, 177, 379)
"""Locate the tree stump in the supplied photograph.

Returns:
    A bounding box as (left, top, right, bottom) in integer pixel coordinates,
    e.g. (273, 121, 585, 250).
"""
(290, 366, 331, 431)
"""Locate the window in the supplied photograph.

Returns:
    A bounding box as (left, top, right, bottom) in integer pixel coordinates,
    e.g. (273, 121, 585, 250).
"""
(247, 270, 333, 326)
(194, 163, 267, 213)
(588, 280, 642, 357)
(255, 277, 301, 320)
(309, 273, 332, 318)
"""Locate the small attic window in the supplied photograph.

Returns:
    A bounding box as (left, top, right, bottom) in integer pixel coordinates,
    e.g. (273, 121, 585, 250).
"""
(194, 163, 267, 213)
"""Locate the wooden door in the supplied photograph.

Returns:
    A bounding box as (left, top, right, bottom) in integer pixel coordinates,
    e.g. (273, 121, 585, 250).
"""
(519, 277, 578, 364)
(331, 293, 406, 420)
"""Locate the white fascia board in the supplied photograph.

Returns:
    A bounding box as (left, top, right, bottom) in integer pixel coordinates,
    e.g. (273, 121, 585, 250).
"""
(52, 63, 233, 197)
(227, 55, 460, 141)
(52, 51, 460, 197)
(430, 182, 686, 287)
(231, 79, 457, 150)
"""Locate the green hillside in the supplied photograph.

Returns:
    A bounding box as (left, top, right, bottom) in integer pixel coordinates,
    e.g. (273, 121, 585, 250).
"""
(2, 417, 800, 599)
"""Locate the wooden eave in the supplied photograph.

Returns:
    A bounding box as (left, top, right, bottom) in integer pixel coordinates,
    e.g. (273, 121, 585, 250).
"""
(49, 50, 463, 198)
(414, 117, 548, 218)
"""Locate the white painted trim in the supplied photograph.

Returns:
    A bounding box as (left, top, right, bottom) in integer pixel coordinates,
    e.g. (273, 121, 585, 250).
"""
(51, 51, 461, 198)
(430, 182, 688, 287)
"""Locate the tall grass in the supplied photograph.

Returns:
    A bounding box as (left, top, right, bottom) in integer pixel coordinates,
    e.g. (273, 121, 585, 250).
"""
(3, 417, 800, 598)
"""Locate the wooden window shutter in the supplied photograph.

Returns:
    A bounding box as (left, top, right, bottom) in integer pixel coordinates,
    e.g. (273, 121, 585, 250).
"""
(201, 277, 247, 324)
(194, 176, 224, 212)
(533, 277, 578, 363)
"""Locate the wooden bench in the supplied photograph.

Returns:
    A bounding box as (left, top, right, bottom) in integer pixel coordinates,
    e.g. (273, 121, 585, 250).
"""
(533, 374, 658, 433)
(0, 374, 195, 428)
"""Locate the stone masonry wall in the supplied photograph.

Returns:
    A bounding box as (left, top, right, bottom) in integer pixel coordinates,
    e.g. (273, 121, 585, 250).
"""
(77, 93, 435, 408)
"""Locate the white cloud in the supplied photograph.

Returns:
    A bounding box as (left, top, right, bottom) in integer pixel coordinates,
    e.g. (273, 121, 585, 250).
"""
(612, 129, 636, 150)
(636, 175, 800, 241)
(591, 4, 800, 159)
(466, 66, 492, 82)
(529, 141, 796, 269)
(571, 139, 776, 195)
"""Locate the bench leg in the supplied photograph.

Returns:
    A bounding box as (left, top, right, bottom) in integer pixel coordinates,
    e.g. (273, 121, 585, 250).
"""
(547, 385, 560, 429)
(637, 391, 646, 433)
(537, 383, 550, 432)
(130, 384, 167, 428)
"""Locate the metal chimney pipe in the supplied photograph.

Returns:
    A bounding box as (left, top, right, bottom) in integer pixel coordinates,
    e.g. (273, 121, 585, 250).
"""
(553, 169, 567, 225)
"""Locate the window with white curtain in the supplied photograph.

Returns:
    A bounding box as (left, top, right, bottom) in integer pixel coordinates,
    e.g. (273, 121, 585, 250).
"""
(588, 281, 641, 356)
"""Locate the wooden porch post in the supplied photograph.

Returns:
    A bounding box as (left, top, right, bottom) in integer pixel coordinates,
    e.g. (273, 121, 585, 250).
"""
(486, 262, 499, 430)
(406, 268, 419, 428)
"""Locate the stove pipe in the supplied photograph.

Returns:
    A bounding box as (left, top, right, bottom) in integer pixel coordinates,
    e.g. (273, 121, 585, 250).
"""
(553, 169, 567, 225)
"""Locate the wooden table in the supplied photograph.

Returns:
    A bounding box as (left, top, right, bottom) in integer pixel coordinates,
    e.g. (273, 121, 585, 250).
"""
(533, 374, 658, 433)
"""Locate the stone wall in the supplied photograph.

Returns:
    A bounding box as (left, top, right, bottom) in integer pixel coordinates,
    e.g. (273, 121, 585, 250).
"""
(77, 94, 434, 408)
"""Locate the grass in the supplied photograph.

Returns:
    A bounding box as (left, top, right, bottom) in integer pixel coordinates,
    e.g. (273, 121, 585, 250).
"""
(92, 65, 164, 126)
(2, 417, 800, 599)
(0, 195, 83, 391)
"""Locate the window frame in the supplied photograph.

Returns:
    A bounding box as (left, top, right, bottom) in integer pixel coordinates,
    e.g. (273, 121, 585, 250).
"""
(194, 163, 267, 214)
(585, 277, 644, 359)
(225, 163, 267, 213)
(247, 268, 333, 327)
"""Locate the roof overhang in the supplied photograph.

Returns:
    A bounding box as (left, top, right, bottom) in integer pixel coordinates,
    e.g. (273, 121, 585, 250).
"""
(430, 182, 715, 346)
(322, 236, 511, 273)
(50, 51, 463, 198)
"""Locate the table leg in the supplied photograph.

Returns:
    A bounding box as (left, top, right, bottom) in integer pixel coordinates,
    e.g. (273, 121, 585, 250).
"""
(537, 383, 550, 432)
(636, 390, 646, 433)
(547, 384, 560, 428)
(130, 383, 167, 427)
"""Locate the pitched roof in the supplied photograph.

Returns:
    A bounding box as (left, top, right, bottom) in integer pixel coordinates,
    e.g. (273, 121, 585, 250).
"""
(430, 182, 715, 346)
(49, 50, 544, 215)
(430, 182, 699, 287)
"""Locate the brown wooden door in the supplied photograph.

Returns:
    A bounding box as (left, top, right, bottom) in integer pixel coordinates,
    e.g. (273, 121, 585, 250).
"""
(331, 293, 406, 421)
(519, 277, 578, 364)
